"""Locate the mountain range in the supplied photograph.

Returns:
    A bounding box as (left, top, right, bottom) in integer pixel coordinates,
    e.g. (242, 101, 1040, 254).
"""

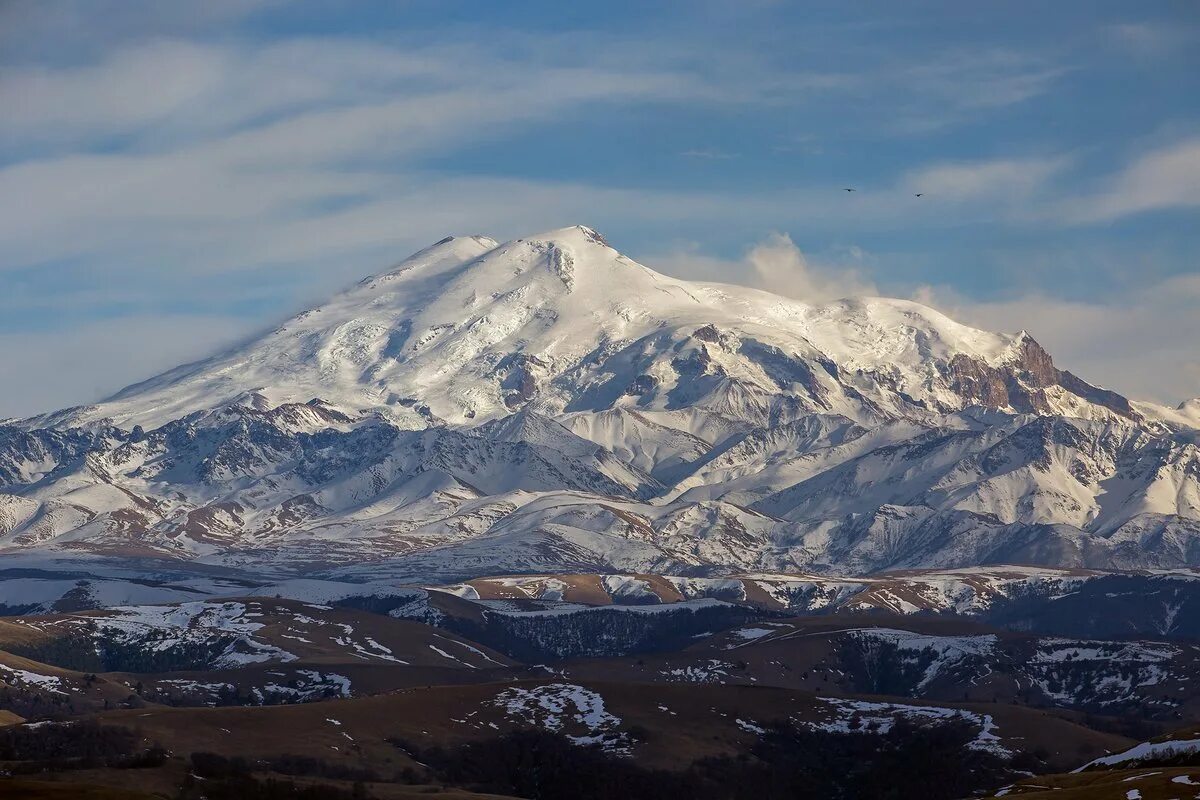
(2, 225, 1199, 581)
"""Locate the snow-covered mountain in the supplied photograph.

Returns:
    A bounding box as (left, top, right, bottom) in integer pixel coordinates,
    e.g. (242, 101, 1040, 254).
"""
(2, 225, 1198, 579)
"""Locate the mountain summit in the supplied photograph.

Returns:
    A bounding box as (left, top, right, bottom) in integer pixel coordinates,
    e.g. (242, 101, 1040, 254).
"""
(50, 226, 1142, 431)
(1, 227, 1198, 578)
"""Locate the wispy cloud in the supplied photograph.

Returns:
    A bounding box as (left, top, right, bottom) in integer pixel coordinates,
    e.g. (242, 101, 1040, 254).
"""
(883, 48, 1070, 133)
(902, 156, 1068, 200)
(744, 233, 877, 301)
(0, 41, 228, 145)
(0, 0, 281, 59)
(1058, 137, 1200, 223)
(0, 35, 734, 273)
(680, 148, 740, 159)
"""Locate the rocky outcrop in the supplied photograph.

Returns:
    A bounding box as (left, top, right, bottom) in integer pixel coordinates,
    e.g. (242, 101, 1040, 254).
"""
(945, 335, 1138, 420)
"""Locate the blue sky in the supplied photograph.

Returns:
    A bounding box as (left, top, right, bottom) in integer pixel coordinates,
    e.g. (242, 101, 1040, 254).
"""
(1, 0, 1198, 416)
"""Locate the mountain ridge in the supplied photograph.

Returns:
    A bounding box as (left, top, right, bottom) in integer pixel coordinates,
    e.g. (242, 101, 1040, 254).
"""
(16, 225, 1164, 432)
(1, 225, 1198, 579)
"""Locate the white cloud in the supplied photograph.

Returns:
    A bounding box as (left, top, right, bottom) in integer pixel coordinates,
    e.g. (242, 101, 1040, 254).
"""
(0, 0, 282, 59)
(904, 48, 1066, 110)
(0, 41, 228, 141)
(903, 156, 1067, 200)
(1059, 137, 1200, 222)
(1, 36, 714, 149)
(0, 29, 1102, 284)
(680, 148, 740, 159)
(0, 35, 735, 273)
(6, 142, 1068, 280)
(650, 233, 877, 303)
(745, 233, 877, 302)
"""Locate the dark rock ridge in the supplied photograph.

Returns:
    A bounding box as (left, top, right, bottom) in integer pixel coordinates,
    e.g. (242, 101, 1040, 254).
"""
(945, 335, 1138, 420)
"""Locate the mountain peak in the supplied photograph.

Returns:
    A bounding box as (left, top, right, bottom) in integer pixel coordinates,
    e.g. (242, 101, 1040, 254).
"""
(3, 225, 1194, 579)
(525, 224, 610, 247)
(32, 226, 1143, 432)
(516, 225, 613, 257)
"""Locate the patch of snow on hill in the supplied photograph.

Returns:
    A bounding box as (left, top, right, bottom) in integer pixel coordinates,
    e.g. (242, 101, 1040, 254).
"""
(0, 665, 65, 694)
(601, 574, 658, 603)
(492, 683, 625, 750)
(1028, 638, 1181, 706)
(661, 659, 733, 683)
(86, 601, 296, 667)
(1076, 738, 1200, 771)
(806, 697, 1009, 755)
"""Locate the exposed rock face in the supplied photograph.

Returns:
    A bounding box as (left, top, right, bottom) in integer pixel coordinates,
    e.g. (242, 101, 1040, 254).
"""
(1057, 370, 1137, 418)
(946, 335, 1138, 420)
(500, 354, 548, 409)
(624, 375, 658, 397)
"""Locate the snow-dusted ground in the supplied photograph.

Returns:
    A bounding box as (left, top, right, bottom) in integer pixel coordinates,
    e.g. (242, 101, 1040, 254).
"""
(804, 697, 1009, 755)
(492, 683, 626, 750)
(148, 669, 352, 705)
(660, 660, 734, 684)
(90, 602, 297, 668)
(256, 670, 352, 703)
(0, 664, 65, 694)
(1028, 638, 1184, 706)
(1032, 639, 1179, 664)
(728, 626, 776, 642)
(1076, 738, 1200, 771)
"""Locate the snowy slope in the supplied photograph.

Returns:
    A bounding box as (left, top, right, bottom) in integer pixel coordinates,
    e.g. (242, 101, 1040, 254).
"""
(30, 226, 1137, 432)
(1, 225, 1197, 578)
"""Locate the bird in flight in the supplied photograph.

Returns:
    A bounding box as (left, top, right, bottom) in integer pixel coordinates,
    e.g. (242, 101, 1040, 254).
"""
(914, 193, 924, 197)
(844, 187, 856, 192)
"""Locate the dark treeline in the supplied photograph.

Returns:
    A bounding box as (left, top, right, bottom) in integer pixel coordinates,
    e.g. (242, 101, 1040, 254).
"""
(189, 751, 395, 783)
(8, 627, 234, 673)
(982, 575, 1200, 640)
(396, 719, 1023, 800)
(0, 721, 166, 773)
(182, 752, 375, 800)
(836, 637, 932, 696)
(0, 684, 85, 721)
(0, 719, 1029, 799)
(442, 603, 762, 661)
(175, 774, 369, 800)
